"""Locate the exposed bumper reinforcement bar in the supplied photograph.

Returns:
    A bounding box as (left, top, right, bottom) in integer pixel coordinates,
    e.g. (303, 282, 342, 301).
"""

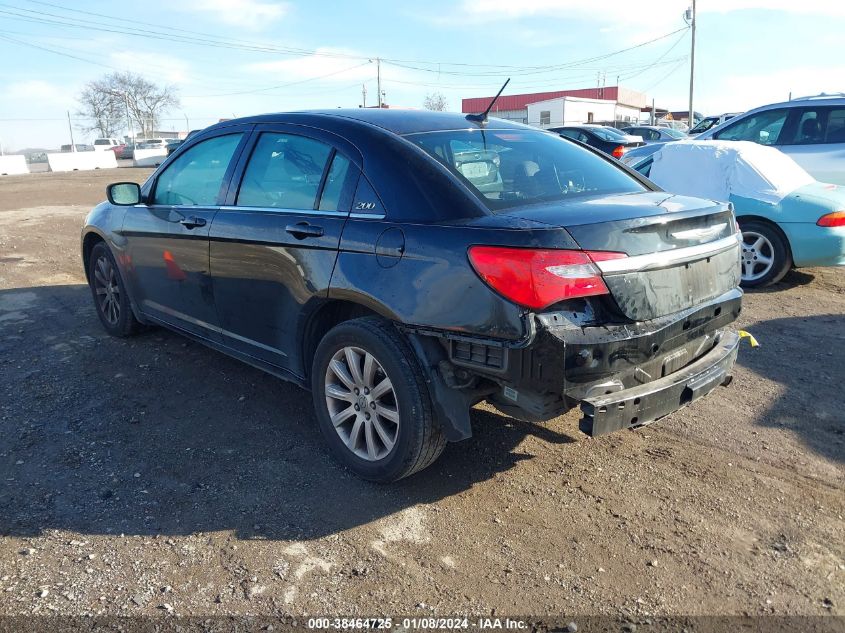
(579, 330, 740, 436)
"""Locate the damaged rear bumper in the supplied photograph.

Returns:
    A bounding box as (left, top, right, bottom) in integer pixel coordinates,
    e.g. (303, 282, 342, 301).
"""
(579, 330, 739, 436)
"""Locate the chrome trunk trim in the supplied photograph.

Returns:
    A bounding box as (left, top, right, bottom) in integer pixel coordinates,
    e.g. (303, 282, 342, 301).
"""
(596, 232, 742, 274)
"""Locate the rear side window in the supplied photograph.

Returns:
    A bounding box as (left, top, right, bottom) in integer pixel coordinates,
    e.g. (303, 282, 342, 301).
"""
(318, 154, 352, 211)
(153, 134, 243, 206)
(713, 108, 788, 145)
(406, 128, 646, 211)
(826, 109, 845, 143)
(237, 133, 332, 209)
(782, 108, 845, 145)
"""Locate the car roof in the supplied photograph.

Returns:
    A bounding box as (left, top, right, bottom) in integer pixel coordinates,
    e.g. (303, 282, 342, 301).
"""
(698, 95, 845, 139)
(203, 109, 528, 136)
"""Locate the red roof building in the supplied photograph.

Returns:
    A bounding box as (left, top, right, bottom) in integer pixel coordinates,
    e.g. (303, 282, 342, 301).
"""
(462, 86, 648, 124)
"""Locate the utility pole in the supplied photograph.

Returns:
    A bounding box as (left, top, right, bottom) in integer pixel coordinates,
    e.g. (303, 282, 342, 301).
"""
(362, 83, 367, 108)
(67, 110, 76, 152)
(687, 0, 696, 127)
(123, 93, 134, 143)
(376, 58, 382, 108)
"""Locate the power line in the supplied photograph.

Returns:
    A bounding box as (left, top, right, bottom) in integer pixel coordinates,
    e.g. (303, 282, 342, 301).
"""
(182, 62, 372, 97)
(0, 3, 689, 76)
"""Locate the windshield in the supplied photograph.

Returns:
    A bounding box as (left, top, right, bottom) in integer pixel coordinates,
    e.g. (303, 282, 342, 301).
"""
(406, 128, 646, 211)
(690, 117, 718, 134)
(94, 139, 111, 145)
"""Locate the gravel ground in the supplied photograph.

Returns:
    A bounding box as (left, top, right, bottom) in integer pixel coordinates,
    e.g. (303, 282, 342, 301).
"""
(0, 170, 843, 623)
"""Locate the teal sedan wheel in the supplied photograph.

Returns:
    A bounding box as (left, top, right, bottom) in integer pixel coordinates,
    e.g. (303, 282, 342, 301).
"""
(738, 220, 792, 288)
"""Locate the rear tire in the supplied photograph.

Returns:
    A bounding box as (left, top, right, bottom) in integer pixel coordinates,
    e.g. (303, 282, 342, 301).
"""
(311, 317, 446, 482)
(737, 219, 792, 288)
(88, 241, 141, 337)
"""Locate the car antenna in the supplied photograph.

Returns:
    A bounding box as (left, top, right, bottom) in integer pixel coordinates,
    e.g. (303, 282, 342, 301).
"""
(466, 78, 510, 124)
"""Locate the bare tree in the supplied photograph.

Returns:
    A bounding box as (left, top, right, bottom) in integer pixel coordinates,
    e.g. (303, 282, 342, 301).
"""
(76, 80, 124, 138)
(423, 92, 448, 112)
(77, 72, 180, 139)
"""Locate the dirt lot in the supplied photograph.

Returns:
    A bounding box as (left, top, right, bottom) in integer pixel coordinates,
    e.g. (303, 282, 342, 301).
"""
(1, 170, 843, 624)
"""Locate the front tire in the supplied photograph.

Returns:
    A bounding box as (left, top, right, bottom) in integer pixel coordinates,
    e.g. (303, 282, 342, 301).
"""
(738, 220, 792, 288)
(88, 241, 140, 337)
(311, 317, 446, 482)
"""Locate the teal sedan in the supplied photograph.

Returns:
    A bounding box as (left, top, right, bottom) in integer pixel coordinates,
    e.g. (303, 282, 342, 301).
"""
(631, 140, 845, 287)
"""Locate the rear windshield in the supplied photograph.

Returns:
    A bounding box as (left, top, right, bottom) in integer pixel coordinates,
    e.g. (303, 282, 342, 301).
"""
(405, 128, 646, 211)
(663, 128, 687, 139)
(592, 127, 628, 141)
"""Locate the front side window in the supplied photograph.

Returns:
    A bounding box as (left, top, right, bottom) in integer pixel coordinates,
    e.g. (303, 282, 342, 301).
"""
(237, 133, 332, 209)
(407, 128, 646, 211)
(713, 108, 788, 145)
(152, 134, 243, 206)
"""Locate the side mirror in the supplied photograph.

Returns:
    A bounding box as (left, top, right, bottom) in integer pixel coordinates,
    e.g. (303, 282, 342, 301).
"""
(107, 182, 141, 206)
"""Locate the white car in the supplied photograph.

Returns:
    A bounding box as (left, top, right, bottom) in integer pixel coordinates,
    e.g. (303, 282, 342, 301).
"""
(137, 139, 167, 150)
(695, 94, 845, 185)
(93, 138, 121, 151)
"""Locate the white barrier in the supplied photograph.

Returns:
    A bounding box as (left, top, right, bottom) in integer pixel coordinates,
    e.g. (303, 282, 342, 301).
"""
(133, 148, 167, 167)
(0, 155, 29, 175)
(46, 151, 117, 172)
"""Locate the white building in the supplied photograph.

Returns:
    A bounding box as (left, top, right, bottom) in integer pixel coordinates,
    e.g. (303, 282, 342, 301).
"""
(526, 96, 642, 129)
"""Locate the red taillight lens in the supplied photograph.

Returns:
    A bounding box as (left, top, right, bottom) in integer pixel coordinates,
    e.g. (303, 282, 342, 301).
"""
(467, 246, 627, 310)
(612, 145, 627, 159)
(817, 211, 845, 227)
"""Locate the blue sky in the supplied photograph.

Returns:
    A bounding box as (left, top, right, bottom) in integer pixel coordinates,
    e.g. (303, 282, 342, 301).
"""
(0, 0, 842, 150)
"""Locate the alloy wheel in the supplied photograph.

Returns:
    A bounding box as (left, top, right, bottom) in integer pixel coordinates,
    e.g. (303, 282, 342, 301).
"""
(93, 255, 121, 325)
(324, 346, 399, 461)
(740, 231, 775, 282)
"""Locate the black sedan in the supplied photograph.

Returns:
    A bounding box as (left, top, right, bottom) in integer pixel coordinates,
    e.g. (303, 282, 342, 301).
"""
(550, 125, 645, 159)
(82, 110, 742, 481)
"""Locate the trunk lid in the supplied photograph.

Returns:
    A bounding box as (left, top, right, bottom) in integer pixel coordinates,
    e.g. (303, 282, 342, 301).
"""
(504, 192, 742, 320)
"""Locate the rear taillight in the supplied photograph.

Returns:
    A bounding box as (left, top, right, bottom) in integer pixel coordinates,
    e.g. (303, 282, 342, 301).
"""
(817, 211, 845, 227)
(612, 145, 627, 159)
(467, 246, 627, 310)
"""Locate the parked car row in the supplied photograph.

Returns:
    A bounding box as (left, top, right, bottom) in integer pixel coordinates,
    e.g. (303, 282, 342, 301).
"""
(550, 125, 645, 159)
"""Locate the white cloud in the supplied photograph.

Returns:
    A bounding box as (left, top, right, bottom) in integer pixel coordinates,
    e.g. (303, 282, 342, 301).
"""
(714, 66, 845, 113)
(6, 80, 68, 102)
(109, 51, 190, 84)
(245, 48, 375, 82)
(187, 0, 289, 29)
(458, 0, 845, 20)
(704, 0, 845, 17)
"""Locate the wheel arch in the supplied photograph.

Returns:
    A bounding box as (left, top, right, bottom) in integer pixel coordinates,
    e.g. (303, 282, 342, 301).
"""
(82, 229, 147, 324)
(735, 215, 794, 264)
(299, 298, 387, 380)
(81, 229, 107, 283)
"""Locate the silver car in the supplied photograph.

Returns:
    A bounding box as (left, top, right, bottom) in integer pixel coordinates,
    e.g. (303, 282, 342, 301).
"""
(695, 94, 845, 185)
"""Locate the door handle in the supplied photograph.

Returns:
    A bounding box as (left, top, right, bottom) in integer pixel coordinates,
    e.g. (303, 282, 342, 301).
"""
(179, 216, 206, 229)
(285, 222, 324, 239)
